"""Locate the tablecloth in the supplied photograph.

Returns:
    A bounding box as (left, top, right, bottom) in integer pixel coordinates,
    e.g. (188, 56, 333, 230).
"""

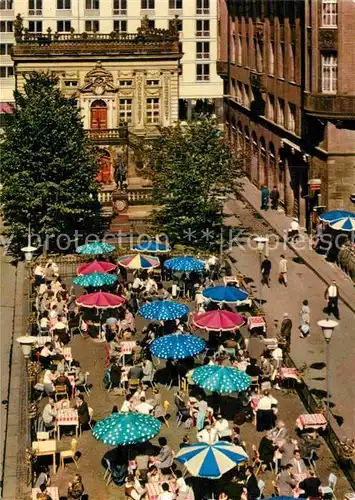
(56, 408, 78, 426)
(63, 346, 72, 361)
(120, 341, 137, 354)
(296, 413, 327, 430)
(247, 316, 266, 331)
(145, 480, 176, 500)
(32, 487, 59, 500)
(36, 336, 52, 347)
(279, 367, 301, 381)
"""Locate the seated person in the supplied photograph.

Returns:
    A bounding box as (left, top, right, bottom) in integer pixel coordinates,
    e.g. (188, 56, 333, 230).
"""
(197, 425, 219, 444)
(213, 414, 230, 437)
(71, 361, 86, 386)
(110, 359, 122, 389)
(129, 363, 143, 380)
(43, 368, 57, 396)
(141, 359, 154, 383)
(75, 394, 89, 426)
(299, 470, 322, 499)
(246, 358, 262, 378)
(147, 465, 160, 483)
(125, 473, 145, 500)
(39, 313, 50, 332)
(131, 384, 146, 404)
(35, 466, 50, 489)
(52, 334, 64, 354)
(54, 372, 72, 398)
(154, 437, 174, 469)
(298, 431, 321, 459)
(42, 398, 57, 430)
(158, 482, 175, 500)
(135, 396, 153, 415)
(269, 419, 287, 441)
(67, 474, 84, 500)
(288, 450, 308, 474)
(258, 432, 276, 471)
(120, 395, 132, 413)
(39, 342, 56, 368)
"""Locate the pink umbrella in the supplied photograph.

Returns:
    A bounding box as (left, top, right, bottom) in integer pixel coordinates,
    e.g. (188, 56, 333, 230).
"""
(77, 260, 117, 275)
(193, 310, 245, 331)
(76, 291, 125, 309)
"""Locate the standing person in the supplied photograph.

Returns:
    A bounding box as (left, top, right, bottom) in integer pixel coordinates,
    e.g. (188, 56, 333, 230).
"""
(270, 186, 280, 210)
(260, 185, 270, 210)
(278, 254, 288, 287)
(299, 299, 311, 338)
(261, 256, 272, 287)
(324, 279, 340, 320)
(75, 394, 89, 427)
(276, 464, 297, 496)
(244, 466, 260, 500)
(280, 313, 292, 354)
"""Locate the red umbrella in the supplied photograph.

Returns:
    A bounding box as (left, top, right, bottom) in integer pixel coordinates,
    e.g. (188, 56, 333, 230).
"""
(76, 291, 125, 309)
(193, 310, 245, 331)
(77, 260, 117, 275)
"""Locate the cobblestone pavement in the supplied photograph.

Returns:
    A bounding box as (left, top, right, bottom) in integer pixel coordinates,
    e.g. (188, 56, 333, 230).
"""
(224, 196, 355, 438)
(44, 314, 352, 499)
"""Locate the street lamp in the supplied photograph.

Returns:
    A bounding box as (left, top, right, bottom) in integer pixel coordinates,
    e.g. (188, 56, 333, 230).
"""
(16, 336, 37, 357)
(317, 318, 338, 418)
(254, 236, 269, 308)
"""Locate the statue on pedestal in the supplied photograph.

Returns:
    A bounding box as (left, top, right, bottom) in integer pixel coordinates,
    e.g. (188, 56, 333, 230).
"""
(114, 154, 127, 191)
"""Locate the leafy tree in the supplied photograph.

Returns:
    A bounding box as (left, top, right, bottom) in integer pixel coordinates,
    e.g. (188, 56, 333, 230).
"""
(0, 72, 102, 256)
(145, 119, 243, 248)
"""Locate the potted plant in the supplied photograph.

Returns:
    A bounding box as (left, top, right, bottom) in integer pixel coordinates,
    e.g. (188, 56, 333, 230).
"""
(337, 438, 355, 459)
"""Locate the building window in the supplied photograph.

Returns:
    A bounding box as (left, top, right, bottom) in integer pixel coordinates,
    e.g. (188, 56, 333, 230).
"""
(237, 81, 243, 103)
(288, 103, 296, 132)
(146, 79, 160, 86)
(289, 43, 295, 82)
(146, 98, 160, 124)
(57, 20, 71, 32)
(322, 0, 337, 27)
(119, 98, 132, 123)
(113, 20, 127, 32)
(196, 63, 210, 81)
(278, 42, 284, 79)
(196, 20, 210, 37)
(256, 40, 263, 72)
(0, 43, 13, 55)
(269, 41, 274, 75)
(169, 19, 183, 32)
(28, 20, 42, 32)
(196, 41, 210, 59)
(113, 0, 127, 15)
(64, 80, 78, 87)
(245, 37, 250, 67)
(237, 35, 242, 65)
(0, 66, 14, 78)
(196, 0, 209, 15)
(268, 94, 274, 121)
(85, 0, 99, 9)
(0, 21, 13, 32)
(231, 35, 236, 63)
(119, 79, 132, 86)
(85, 20, 99, 31)
(321, 53, 337, 93)
(243, 84, 250, 107)
(277, 98, 285, 127)
(57, 0, 71, 9)
(28, 0, 42, 15)
(0, 0, 13, 8)
(169, 0, 182, 8)
(231, 78, 236, 98)
(141, 0, 154, 9)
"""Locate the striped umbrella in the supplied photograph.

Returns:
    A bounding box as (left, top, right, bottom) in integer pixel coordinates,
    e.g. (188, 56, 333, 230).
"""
(138, 300, 189, 321)
(72, 273, 117, 288)
(319, 210, 355, 231)
(192, 365, 251, 394)
(76, 242, 115, 255)
(150, 333, 205, 360)
(164, 256, 205, 272)
(77, 260, 117, 275)
(117, 253, 160, 270)
(175, 442, 248, 478)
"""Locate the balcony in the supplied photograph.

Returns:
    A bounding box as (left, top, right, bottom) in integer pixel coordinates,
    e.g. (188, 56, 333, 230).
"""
(250, 71, 266, 92)
(88, 128, 127, 142)
(304, 93, 355, 119)
(217, 61, 228, 76)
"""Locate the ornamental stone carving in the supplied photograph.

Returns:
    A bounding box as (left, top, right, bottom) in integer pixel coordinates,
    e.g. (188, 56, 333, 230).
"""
(136, 73, 144, 124)
(319, 29, 338, 49)
(163, 74, 170, 121)
(81, 61, 117, 95)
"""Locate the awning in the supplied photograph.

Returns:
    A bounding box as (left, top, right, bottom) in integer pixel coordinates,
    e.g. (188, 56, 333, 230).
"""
(0, 102, 14, 114)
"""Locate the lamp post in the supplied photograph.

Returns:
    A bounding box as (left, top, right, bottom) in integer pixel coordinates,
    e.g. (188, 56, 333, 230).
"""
(254, 236, 269, 308)
(317, 318, 338, 418)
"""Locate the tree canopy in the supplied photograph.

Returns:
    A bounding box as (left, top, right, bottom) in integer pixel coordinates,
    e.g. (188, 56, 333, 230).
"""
(0, 72, 102, 256)
(145, 119, 243, 248)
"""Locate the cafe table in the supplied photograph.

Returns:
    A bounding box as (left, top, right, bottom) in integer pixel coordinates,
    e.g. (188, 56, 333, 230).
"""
(32, 487, 59, 500)
(56, 408, 79, 440)
(146, 480, 176, 500)
(296, 413, 327, 431)
(32, 440, 57, 474)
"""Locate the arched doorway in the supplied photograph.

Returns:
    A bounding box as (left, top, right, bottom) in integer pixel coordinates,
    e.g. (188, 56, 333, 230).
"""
(260, 137, 267, 187)
(97, 149, 113, 184)
(90, 100, 107, 129)
(251, 131, 258, 183)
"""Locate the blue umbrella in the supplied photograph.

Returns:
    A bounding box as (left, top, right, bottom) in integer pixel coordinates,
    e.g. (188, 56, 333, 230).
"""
(150, 333, 205, 359)
(138, 300, 189, 321)
(202, 286, 249, 304)
(319, 210, 355, 231)
(132, 241, 171, 253)
(72, 273, 118, 288)
(93, 412, 162, 446)
(164, 256, 205, 272)
(192, 365, 251, 394)
(76, 242, 115, 255)
(175, 442, 248, 478)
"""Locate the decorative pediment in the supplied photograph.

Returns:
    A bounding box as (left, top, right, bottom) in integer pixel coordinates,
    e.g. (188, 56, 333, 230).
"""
(80, 61, 117, 95)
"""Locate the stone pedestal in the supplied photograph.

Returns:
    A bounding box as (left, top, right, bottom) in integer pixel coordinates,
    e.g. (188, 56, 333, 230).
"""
(110, 188, 130, 232)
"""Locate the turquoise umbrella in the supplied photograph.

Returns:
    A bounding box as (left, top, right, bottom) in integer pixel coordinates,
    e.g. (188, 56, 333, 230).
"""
(138, 300, 189, 321)
(76, 242, 115, 255)
(192, 365, 251, 394)
(72, 273, 118, 288)
(93, 412, 162, 446)
(150, 333, 206, 359)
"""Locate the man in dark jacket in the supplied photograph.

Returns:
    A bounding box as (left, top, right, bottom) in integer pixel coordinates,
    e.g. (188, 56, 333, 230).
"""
(299, 470, 322, 498)
(270, 186, 280, 210)
(245, 466, 260, 500)
(261, 256, 272, 287)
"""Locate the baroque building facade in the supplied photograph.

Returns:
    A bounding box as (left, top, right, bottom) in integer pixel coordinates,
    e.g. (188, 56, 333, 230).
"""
(11, 18, 182, 229)
(218, 0, 355, 228)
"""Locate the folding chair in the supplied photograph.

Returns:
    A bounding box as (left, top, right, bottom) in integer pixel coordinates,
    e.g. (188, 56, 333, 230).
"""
(76, 372, 91, 396)
(321, 473, 337, 500)
(54, 384, 68, 402)
(162, 400, 170, 427)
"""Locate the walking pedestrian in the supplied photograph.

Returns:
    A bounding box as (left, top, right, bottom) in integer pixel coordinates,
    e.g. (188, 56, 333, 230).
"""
(278, 254, 288, 287)
(299, 299, 310, 338)
(280, 313, 292, 354)
(261, 255, 272, 287)
(324, 279, 340, 320)
(260, 185, 270, 210)
(270, 186, 280, 210)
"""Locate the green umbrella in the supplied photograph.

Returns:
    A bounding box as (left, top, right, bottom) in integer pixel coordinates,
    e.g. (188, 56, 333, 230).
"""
(72, 273, 118, 288)
(93, 412, 162, 446)
(192, 365, 251, 394)
(76, 242, 115, 255)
